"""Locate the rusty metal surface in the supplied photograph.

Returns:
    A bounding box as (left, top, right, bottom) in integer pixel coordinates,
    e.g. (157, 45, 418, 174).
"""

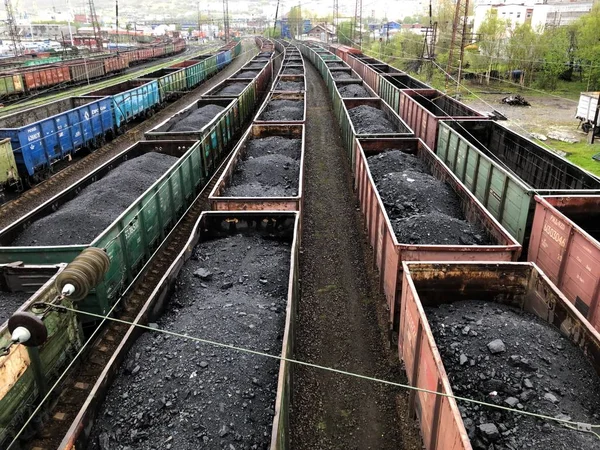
(398, 89, 486, 151)
(209, 124, 305, 213)
(399, 261, 600, 450)
(528, 195, 600, 331)
(354, 138, 521, 330)
(58, 211, 300, 450)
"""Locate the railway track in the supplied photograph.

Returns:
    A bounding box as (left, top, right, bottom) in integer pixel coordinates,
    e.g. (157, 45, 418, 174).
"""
(0, 41, 258, 229)
(24, 147, 235, 450)
(0, 45, 218, 116)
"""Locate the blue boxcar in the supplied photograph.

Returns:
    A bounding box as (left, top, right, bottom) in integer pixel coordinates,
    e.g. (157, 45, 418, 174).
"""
(0, 96, 114, 178)
(216, 51, 231, 71)
(88, 79, 160, 128)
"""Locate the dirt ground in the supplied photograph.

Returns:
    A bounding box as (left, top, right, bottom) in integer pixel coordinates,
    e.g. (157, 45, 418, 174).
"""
(289, 59, 422, 450)
(464, 94, 585, 141)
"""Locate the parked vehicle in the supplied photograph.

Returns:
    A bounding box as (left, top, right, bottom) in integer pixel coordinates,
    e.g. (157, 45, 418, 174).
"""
(576, 91, 600, 135)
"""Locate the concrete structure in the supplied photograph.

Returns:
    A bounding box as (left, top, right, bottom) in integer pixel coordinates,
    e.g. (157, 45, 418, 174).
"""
(473, 0, 594, 32)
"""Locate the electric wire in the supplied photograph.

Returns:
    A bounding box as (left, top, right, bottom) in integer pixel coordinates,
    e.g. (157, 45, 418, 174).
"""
(42, 301, 600, 442)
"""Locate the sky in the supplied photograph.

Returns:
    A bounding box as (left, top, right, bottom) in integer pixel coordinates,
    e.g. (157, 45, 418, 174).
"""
(7, 0, 427, 22)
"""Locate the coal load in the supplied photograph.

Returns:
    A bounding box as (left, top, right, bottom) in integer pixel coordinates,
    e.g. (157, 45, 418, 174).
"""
(233, 70, 258, 79)
(327, 62, 346, 68)
(348, 105, 398, 134)
(168, 104, 225, 132)
(258, 51, 273, 57)
(258, 100, 303, 121)
(88, 232, 291, 450)
(282, 67, 303, 75)
(245, 63, 265, 70)
(332, 71, 359, 80)
(275, 81, 304, 91)
(0, 291, 29, 324)
(338, 84, 371, 98)
(426, 300, 600, 450)
(224, 137, 301, 197)
(367, 150, 490, 245)
(212, 82, 248, 96)
(14, 153, 179, 246)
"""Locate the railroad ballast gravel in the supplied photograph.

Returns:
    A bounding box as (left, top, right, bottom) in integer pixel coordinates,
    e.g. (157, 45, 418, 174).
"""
(223, 137, 301, 198)
(88, 232, 291, 450)
(258, 99, 304, 121)
(168, 104, 225, 132)
(367, 150, 490, 245)
(426, 300, 600, 450)
(338, 83, 371, 98)
(348, 105, 399, 134)
(13, 152, 179, 246)
(0, 291, 29, 324)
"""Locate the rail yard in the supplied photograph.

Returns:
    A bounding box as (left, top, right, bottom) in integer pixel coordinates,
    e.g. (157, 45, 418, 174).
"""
(0, 33, 599, 450)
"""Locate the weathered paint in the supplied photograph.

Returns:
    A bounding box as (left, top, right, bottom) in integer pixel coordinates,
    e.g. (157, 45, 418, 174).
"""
(58, 212, 300, 450)
(436, 120, 600, 246)
(528, 195, 600, 331)
(354, 138, 521, 330)
(0, 263, 82, 448)
(209, 124, 305, 213)
(0, 140, 206, 321)
(399, 261, 600, 450)
(397, 89, 485, 151)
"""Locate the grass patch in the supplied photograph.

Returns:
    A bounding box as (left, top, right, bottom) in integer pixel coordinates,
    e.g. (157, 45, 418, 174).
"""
(536, 138, 600, 176)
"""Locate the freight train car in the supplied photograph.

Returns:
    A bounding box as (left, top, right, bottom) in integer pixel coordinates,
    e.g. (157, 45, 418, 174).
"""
(0, 41, 241, 191)
(0, 39, 188, 101)
(436, 120, 600, 246)
(399, 261, 600, 450)
(0, 96, 113, 184)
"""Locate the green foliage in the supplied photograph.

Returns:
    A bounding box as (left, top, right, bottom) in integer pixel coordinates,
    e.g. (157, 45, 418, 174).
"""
(575, 4, 600, 89)
(336, 21, 354, 45)
(535, 27, 571, 90)
(264, 27, 281, 38)
(287, 6, 303, 39)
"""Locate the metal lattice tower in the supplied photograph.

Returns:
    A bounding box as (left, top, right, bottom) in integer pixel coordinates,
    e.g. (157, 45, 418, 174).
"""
(332, 0, 339, 30)
(353, 0, 362, 45)
(446, 0, 470, 88)
(88, 0, 103, 50)
(222, 0, 230, 40)
(4, 0, 22, 56)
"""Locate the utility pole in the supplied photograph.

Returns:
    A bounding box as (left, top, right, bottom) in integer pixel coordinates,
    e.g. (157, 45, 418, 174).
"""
(222, 0, 229, 40)
(589, 92, 600, 145)
(446, 0, 470, 92)
(88, 0, 102, 51)
(115, 0, 119, 54)
(5, 0, 23, 56)
(198, 1, 201, 43)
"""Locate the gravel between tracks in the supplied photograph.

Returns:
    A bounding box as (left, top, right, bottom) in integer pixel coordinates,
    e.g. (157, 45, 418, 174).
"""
(338, 84, 371, 98)
(275, 81, 304, 91)
(88, 233, 291, 450)
(168, 104, 225, 132)
(0, 291, 29, 324)
(426, 300, 600, 450)
(13, 152, 178, 246)
(0, 40, 258, 229)
(224, 137, 301, 197)
(348, 105, 398, 134)
(258, 100, 304, 121)
(290, 54, 422, 450)
(368, 150, 490, 245)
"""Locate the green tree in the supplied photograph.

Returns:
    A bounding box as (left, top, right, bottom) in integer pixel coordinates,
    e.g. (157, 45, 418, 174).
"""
(536, 26, 571, 90)
(505, 23, 542, 85)
(336, 21, 354, 45)
(476, 10, 509, 82)
(575, 4, 600, 89)
(287, 6, 303, 39)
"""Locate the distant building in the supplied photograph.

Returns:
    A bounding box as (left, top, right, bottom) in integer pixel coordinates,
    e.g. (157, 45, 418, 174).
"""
(306, 24, 335, 40)
(473, 0, 593, 32)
